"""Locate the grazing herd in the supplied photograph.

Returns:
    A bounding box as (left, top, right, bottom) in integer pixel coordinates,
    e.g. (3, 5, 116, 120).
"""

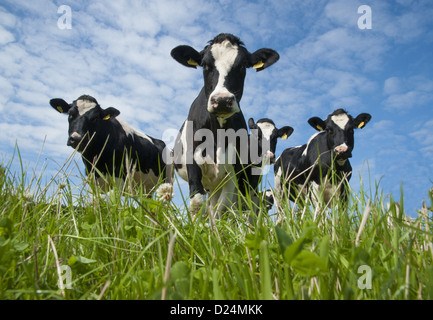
(49, 33, 372, 220)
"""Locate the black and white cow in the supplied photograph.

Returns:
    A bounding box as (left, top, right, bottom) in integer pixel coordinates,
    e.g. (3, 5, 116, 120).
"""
(274, 109, 371, 213)
(241, 118, 293, 205)
(171, 33, 279, 217)
(49, 95, 173, 198)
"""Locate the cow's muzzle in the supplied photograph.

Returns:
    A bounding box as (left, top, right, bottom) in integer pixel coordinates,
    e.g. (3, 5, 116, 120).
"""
(67, 132, 82, 148)
(334, 143, 352, 159)
(208, 94, 239, 116)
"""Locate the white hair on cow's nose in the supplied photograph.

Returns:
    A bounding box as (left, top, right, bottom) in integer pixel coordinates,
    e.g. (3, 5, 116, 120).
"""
(334, 143, 348, 155)
(70, 132, 82, 139)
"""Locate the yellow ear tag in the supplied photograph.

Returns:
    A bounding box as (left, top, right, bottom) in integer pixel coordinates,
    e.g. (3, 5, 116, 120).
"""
(253, 60, 264, 69)
(103, 115, 111, 120)
(187, 58, 198, 67)
(57, 106, 63, 113)
(358, 122, 365, 129)
(281, 133, 288, 140)
(317, 125, 324, 131)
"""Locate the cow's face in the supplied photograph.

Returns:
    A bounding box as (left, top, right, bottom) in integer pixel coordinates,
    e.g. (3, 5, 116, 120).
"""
(248, 118, 293, 164)
(50, 95, 120, 152)
(171, 33, 279, 119)
(308, 109, 372, 162)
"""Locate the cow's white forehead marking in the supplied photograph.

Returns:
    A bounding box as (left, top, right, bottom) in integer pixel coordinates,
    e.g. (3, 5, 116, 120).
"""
(256, 122, 275, 141)
(76, 99, 97, 115)
(210, 40, 239, 96)
(331, 113, 350, 130)
(211, 40, 239, 71)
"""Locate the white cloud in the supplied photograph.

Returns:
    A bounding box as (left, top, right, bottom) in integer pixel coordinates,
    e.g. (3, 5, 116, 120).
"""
(0, 25, 14, 45)
(382, 76, 433, 112)
(410, 119, 433, 151)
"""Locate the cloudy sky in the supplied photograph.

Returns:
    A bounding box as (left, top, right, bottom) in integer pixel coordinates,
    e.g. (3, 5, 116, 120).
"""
(1, 0, 432, 216)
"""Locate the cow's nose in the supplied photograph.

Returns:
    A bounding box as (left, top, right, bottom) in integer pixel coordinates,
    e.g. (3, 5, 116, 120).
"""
(67, 132, 82, 147)
(267, 151, 275, 164)
(211, 96, 235, 109)
(334, 143, 348, 155)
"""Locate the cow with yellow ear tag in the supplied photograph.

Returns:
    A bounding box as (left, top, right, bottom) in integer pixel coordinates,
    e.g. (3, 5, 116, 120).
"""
(170, 33, 280, 217)
(274, 109, 371, 220)
(49, 94, 173, 199)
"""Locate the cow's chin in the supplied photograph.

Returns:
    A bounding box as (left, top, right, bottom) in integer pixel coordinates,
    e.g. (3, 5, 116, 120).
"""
(213, 111, 236, 119)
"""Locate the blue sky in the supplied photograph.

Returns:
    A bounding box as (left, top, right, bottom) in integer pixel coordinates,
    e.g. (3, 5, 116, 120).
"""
(0, 0, 432, 216)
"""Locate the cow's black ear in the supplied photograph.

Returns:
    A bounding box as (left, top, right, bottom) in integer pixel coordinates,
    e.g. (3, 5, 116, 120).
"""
(102, 107, 120, 120)
(50, 98, 71, 114)
(170, 45, 202, 69)
(353, 113, 372, 129)
(308, 117, 326, 131)
(248, 118, 257, 130)
(249, 48, 279, 72)
(276, 126, 294, 140)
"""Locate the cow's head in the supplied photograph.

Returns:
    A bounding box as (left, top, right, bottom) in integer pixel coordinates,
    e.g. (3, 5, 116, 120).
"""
(50, 95, 120, 152)
(248, 118, 293, 164)
(308, 109, 372, 163)
(171, 33, 279, 119)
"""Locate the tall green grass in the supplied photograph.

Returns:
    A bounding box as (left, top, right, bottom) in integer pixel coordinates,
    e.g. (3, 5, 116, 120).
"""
(0, 147, 432, 300)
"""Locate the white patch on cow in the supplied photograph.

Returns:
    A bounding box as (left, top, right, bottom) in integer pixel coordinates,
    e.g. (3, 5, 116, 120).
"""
(334, 143, 348, 155)
(76, 99, 97, 115)
(209, 40, 240, 111)
(331, 113, 350, 130)
(302, 132, 324, 157)
(70, 132, 81, 139)
(116, 118, 153, 144)
(190, 193, 206, 214)
(256, 121, 275, 141)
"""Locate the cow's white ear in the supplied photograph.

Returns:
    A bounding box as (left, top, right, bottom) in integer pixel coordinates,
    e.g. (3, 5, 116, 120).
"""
(308, 117, 326, 131)
(171, 45, 202, 69)
(249, 48, 279, 72)
(50, 98, 70, 114)
(354, 113, 372, 129)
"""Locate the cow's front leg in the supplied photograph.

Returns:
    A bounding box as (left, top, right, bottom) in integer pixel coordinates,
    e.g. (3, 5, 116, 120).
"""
(187, 162, 206, 216)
